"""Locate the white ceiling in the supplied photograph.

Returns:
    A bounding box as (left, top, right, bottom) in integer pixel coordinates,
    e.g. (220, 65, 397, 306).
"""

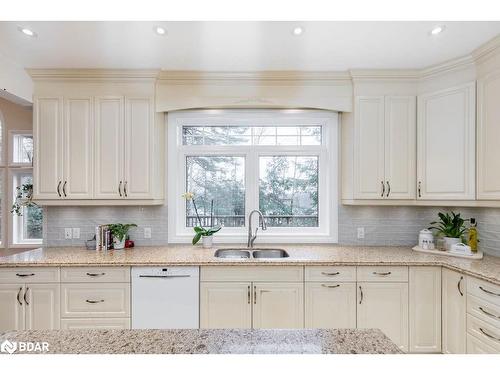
(1, 21, 500, 71)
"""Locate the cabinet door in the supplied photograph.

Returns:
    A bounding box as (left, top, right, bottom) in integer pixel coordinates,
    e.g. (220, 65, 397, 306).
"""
(442, 268, 467, 354)
(357, 282, 409, 352)
(477, 70, 500, 199)
(200, 282, 252, 328)
(409, 267, 441, 353)
(94, 96, 124, 199)
(63, 97, 93, 199)
(354, 96, 385, 199)
(384, 96, 416, 199)
(0, 284, 25, 331)
(123, 97, 153, 198)
(253, 282, 304, 329)
(305, 282, 356, 328)
(33, 97, 63, 199)
(25, 284, 60, 330)
(417, 83, 475, 200)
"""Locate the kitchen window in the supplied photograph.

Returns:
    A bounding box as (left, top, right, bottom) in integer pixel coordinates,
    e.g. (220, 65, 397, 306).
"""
(168, 110, 338, 243)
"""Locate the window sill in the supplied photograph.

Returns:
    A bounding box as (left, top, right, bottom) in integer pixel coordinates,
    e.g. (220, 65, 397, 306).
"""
(169, 233, 338, 244)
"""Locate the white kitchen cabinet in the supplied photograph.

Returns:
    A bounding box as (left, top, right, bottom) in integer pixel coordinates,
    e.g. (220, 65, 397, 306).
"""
(61, 318, 131, 330)
(477, 69, 500, 200)
(0, 284, 25, 331)
(33, 97, 63, 199)
(417, 82, 476, 200)
(467, 333, 498, 354)
(442, 268, 467, 354)
(357, 282, 409, 352)
(353, 96, 416, 200)
(305, 282, 356, 328)
(200, 282, 252, 328)
(253, 282, 304, 329)
(409, 267, 441, 353)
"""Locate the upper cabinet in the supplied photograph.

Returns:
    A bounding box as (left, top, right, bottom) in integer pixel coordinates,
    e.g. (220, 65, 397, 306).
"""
(416, 83, 476, 200)
(34, 90, 163, 204)
(477, 70, 500, 200)
(353, 95, 416, 200)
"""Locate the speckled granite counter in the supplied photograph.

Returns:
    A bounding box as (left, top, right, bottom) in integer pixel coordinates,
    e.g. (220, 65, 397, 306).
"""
(0, 244, 499, 285)
(0, 328, 401, 354)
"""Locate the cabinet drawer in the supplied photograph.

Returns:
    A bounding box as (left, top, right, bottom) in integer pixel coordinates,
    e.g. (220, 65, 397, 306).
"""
(357, 266, 408, 282)
(61, 283, 130, 318)
(201, 266, 303, 282)
(61, 318, 131, 330)
(61, 267, 130, 283)
(468, 295, 500, 329)
(0, 267, 60, 283)
(305, 266, 356, 282)
(467, 314, 500, 352)
(467, 277, 500, 307)
(467, 333, 498, 354)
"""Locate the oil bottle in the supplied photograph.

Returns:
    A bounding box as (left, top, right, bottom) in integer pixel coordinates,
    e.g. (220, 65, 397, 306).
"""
(468, 218, 478, 253)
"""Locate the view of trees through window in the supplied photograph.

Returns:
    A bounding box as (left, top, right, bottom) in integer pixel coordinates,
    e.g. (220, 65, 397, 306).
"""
(20, 175, 43, 240)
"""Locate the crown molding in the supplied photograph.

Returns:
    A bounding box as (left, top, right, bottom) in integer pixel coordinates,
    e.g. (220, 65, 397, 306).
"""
(27, 69, 160, 81)
(472, 34, 500, 64)
(349, 69, 420, 82)
(419, 54, 475, 80)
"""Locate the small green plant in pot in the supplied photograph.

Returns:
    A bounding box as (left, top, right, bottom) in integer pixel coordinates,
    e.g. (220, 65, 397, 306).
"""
(109, 223, 137, 250)
(429, 211, 468, 250)
(11, 183, 38, 216)
(182, 192, 222, 247)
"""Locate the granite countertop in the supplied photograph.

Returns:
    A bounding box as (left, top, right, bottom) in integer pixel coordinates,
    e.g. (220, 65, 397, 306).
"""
(0, 328, 401, 354)
(0, 244, 499, 285)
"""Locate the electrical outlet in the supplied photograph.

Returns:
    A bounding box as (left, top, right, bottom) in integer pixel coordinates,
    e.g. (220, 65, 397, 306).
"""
(144, 227, 152, 239)
(64, 228, 73, 240)
(357, 227, 365, 239)
(72, 228, 80, 239)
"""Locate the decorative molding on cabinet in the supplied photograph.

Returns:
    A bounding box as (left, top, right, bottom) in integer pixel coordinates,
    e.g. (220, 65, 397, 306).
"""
(472, 34, 500, 65)
(28, 69, 159, 82)
(341, 199, 500, 208)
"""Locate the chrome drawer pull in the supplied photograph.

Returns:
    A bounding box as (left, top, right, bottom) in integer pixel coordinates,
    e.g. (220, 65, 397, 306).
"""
(86, 272, 106, 277)
(373, 271, 392, 276)
(86, 299, 105, 304)
(321, 284, 340, 288)
(16, 273, 35, 277)
(479, 286, 500, 297)
(321, 272, 340, 276)
(479, 328, 500, 342)
(479, 307, 500, 320)
(138, 275, 190, 278)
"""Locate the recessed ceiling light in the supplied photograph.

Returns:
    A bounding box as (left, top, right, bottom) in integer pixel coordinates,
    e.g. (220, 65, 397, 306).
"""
(292, 27, 304, 36)
(18, 26, 37, 37)
(154, 26, 167, 36)
(430, 25, 445, 35)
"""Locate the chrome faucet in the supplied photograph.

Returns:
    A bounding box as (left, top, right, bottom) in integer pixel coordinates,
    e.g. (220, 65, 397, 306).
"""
(247, 210, 267, 248)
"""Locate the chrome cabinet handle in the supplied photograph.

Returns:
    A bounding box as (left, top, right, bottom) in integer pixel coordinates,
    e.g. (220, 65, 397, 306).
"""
(247, 285, 250, 304)
(359, 285, 363, 304)
(138, 275, 190, 278)
(479, 307, 500, 320)
(16, 273, 35, 277)
(321, 272, 340, 276)
(457, 276, 464, 296)
(381, 181, 385, 197)
(24, 287, 29, 305)
(62, 181, 67, 197)
(254, 285, 257, 305)
(57, 181, 62, 197)
(386, 181, 390, 197)
(118, 181, 122, 197)
(17, 287, 23, 306)
(86, 272, 106, 277)
(321, 284, 340, 288)
(479, 328, 500, 342)
(124, 181, 128, 197)
(373, 271, 392, 276)
(479, 286, 500, 297)
(418, 181, 422, 198)
(86, 299, 105, 304)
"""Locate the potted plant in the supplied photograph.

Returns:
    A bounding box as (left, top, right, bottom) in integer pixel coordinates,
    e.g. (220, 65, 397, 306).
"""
(182, 192, 222, 247)
(11, 183, 38, 216)
(429, 211, 468, 251)
(109, 223, 137, 250)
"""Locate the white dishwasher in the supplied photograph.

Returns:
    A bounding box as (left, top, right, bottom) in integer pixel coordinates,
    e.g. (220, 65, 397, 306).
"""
(131, 266, 199, 329)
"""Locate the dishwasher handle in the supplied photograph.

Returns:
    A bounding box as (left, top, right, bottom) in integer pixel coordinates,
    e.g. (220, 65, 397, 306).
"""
(138, 275, 191, 278)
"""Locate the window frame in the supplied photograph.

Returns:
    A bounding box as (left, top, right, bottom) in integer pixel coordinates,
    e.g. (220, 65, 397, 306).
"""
(167, 109, 338, 244)
(8, 130, 34, 167)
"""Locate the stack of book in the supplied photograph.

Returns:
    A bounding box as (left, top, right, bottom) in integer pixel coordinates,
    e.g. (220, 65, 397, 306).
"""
(95, 225, 113, 250)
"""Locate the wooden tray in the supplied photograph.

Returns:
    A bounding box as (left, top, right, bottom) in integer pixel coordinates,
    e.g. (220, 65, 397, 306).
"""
(412, 246, 483, 260)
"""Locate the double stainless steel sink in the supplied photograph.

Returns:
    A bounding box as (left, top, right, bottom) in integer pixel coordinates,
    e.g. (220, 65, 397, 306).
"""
(214, 248, 289, 259)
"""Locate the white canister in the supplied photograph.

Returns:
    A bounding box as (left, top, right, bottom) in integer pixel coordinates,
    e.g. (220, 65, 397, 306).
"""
(450, 243, 472, 255)
(418, 229, 434, 248)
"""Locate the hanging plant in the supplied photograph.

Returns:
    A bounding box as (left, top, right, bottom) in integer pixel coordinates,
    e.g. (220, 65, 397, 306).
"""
(11, 183, 38, 216)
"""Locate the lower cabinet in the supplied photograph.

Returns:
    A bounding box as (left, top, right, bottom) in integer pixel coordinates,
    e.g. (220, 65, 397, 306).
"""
(442, 268, 467, 354)
(357, 282, 409, 352)
(305, 282, 357, 328)
(60, 318, 130, 330)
